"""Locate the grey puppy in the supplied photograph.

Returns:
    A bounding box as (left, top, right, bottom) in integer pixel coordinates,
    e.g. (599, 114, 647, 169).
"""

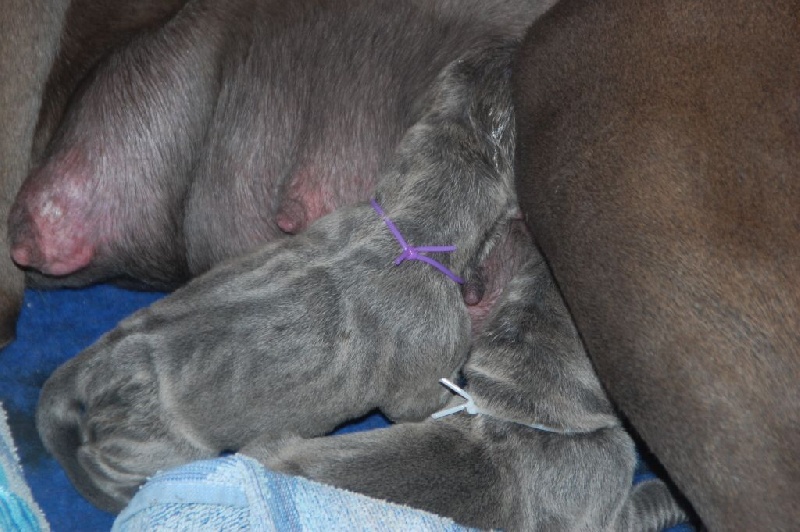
(38, 40, 686, 528)
(250, 253, 687, 531)
(38, 40, 520, 513)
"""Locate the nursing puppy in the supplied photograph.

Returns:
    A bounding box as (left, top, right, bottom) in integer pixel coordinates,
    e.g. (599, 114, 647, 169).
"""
(38, 38, 687, 528)
(251, 253, 687, 531)
(37, 41, 522, 513)
(513, 0, 800, 528)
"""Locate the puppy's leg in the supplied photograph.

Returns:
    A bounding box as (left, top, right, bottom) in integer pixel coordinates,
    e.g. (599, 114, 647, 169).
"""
(37, 40, 521, 512)
(248, 420, 508, 530)
(471, 255, 688, 531)
(616, 480, 688, 532)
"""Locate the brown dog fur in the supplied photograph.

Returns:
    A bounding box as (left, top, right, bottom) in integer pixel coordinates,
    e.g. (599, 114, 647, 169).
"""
(514, 0, 800, 529)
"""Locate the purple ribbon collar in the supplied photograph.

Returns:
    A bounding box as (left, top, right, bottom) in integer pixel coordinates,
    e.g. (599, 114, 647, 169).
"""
(371, 199, 464, 284)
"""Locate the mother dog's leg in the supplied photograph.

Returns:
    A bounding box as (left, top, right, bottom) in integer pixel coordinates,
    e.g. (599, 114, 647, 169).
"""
(514, 0, 800, 528)
(249, 250, 688, 531)
(0, 0, 69, 346)
(37, 40, 520, 513)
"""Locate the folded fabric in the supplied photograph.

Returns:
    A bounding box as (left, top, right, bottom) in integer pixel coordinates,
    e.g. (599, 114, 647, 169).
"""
(115, 454, 695, 532)
(114, 455, 478, 532)
(0, 403, 49, 532)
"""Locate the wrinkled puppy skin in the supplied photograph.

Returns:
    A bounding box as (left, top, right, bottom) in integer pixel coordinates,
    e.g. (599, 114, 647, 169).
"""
(252, 254, 688, 531)
(37, 41, 520, 513)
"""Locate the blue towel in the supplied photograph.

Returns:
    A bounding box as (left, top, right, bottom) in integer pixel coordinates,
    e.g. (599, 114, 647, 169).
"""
(114, 455, 476, 531)
(114, 454, 695, 531)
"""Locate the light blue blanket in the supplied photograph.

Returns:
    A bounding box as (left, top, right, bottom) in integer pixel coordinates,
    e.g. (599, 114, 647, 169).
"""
(114, 455, 475, 531)
(0, 403, 48, 532)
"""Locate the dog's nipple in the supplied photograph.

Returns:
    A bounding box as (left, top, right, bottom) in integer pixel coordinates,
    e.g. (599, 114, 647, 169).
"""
(462, 277, 485, 306)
